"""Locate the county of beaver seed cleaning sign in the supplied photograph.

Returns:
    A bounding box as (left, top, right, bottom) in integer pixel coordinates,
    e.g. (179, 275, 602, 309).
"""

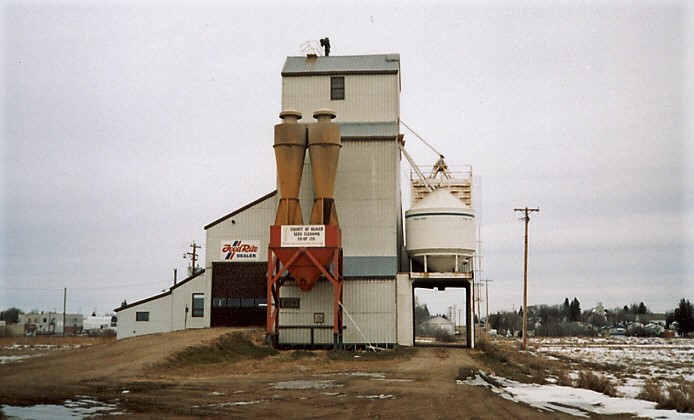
(280, 225, 325, 247)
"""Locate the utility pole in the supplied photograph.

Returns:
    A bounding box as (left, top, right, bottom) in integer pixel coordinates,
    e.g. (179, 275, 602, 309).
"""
(475, 281, 483, 325)
(475, 227, 483, 326)
(482, 279, 493, 329)
(63, 287, 66, 337)
(514, 207, 539, 350)
(184, 241, 201, 275)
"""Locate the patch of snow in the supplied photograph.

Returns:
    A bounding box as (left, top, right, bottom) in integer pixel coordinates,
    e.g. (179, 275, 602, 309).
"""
(460, 372, 694, 419)
(0, 355, 36, 364)
(270, 380, 343, 390)
(358, 394, 394, 399)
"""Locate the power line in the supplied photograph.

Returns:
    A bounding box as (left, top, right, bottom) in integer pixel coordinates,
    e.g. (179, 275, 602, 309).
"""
(1, 280, 171, 291)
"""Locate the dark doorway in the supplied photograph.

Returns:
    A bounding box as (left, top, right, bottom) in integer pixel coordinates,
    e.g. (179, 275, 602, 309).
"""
(412, 279, 473, 348)
(211, 262, 267, 327)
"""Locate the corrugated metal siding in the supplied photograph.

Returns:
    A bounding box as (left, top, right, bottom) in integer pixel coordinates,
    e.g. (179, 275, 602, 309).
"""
(294, 139, 401, 263)
(278, 282, 335, 344)
(278, 278, 397, 345)
(335, 140, 401, 259)
(282, 74, 399, 122)
(342, 279, 396, 344)
(341, 122, 399, 139)
(282, 54, 400, 76)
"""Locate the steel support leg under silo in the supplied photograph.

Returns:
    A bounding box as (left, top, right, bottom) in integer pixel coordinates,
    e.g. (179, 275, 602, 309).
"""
(466, 281, 475, 348)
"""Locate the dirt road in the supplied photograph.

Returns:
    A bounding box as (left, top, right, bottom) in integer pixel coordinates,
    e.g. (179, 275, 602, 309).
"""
(0, 329, 584, 418)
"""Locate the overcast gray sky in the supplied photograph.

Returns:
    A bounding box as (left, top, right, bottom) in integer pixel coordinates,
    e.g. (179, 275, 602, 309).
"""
(2, 1, 692, 317)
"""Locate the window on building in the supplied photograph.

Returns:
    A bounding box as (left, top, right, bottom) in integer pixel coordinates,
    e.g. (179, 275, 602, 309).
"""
(241, 298, 255, 308)
(279, 297, 300, 309)
(192, 293, 205, 317)
(136, 311, 149, 322)
(330, 76, 345, 100)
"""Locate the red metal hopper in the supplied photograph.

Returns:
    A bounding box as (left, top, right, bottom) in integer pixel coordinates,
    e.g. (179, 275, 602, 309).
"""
(269, 225, 341, 291)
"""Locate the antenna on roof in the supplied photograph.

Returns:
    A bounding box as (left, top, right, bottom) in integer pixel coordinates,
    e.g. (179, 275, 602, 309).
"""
(300, 41, 323, 57)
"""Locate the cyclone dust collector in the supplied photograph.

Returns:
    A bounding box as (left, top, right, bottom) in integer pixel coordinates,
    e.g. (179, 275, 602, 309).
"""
(267, 109, 344, 348)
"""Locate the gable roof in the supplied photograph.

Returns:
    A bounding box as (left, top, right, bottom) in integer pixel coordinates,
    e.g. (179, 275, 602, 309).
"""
(114, 269, 205, 312)
(282, 54, 400, 76)
(204, 190, 277, 230)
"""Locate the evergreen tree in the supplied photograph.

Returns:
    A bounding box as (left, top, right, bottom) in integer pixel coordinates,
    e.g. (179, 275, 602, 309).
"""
(414, 299, 430, 324)
(569, 298, 581, 322)
(563, 298, 570, 319)
(674, 298, 694, 336)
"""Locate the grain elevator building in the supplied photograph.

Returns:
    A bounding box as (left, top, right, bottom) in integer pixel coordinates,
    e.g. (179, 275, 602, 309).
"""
(115, 53, 475, 347)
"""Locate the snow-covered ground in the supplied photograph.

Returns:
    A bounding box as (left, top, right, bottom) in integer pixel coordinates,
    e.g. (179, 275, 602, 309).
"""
(460, 336, 694, 418)
(532, 337, 693, 398)
(459, 372, 693, 419)
(0, 343, 89, 364)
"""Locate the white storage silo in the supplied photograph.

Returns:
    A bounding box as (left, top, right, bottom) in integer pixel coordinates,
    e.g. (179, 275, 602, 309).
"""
(405, 188, 475, 273)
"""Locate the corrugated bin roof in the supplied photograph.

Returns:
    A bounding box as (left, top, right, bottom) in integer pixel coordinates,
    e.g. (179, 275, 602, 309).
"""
(282, 54, 400, 76)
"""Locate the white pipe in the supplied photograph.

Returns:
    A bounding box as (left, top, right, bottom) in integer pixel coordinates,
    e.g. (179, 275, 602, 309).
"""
(398, 142, 433, 192)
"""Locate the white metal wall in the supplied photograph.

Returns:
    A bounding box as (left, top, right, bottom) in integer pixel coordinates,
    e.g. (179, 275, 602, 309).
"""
(295, 139, 401, 259)
(278, 278, 397, 345)
(336, 140, 401, 258)
(204, 194, 277, 269)
(171, 274, 209, 331)
(342, 279, 396, 344)
(116, 294, 173, 339)
(396, 273, 414, 346)
(282, 74, 399, 123)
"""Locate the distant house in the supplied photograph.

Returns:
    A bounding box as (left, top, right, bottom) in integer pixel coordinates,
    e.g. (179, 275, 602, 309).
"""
(421, 316, 455, 335)
(83, 316, 117, 335)
(603, 325, 626, 336)
(644, 322, 665, 336)
(18, 312, 84, 335)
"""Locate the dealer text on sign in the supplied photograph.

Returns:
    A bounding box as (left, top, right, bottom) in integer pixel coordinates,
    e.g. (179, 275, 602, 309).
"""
(220, 240, 260, 261)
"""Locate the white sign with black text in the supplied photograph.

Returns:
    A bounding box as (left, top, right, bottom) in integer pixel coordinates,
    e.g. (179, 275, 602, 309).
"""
(280, 225, 325, 247)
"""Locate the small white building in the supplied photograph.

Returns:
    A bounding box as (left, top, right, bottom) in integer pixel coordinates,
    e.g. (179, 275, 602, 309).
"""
(115, 270, 208, 340)
(421, 316, 455, 335)
(83, 315, 117, 335)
